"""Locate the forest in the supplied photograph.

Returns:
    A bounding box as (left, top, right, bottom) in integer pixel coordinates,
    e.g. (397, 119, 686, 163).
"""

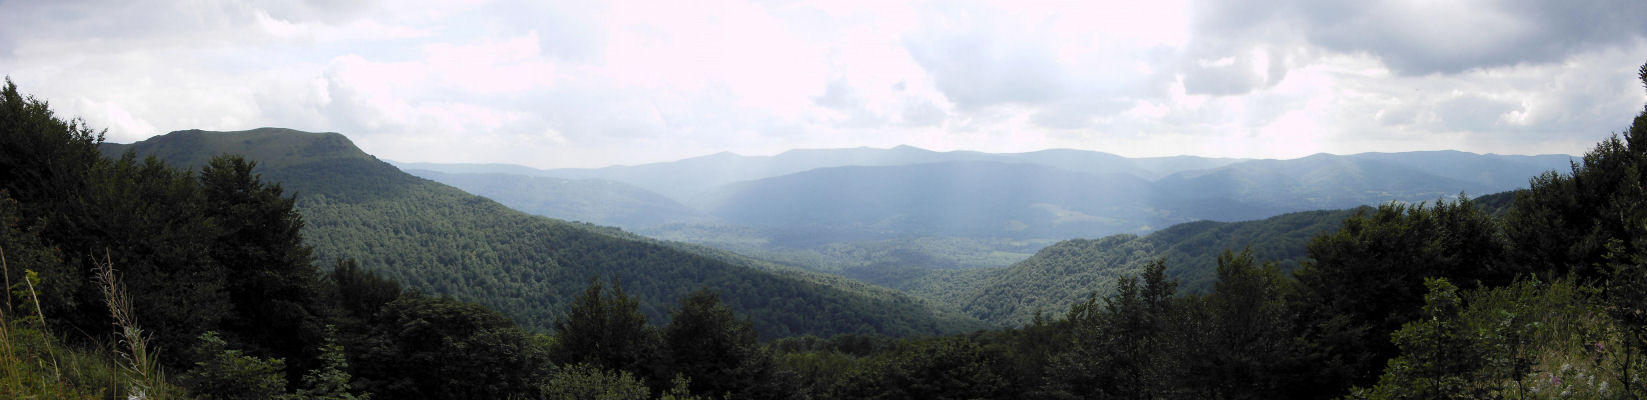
(2, 60, 1647, 399)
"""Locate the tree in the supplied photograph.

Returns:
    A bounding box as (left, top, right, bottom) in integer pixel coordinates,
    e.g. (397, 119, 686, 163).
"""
(178, 331, 290, 400)
(350, 295, 548, 399)
(539, 363, 652, 400)
(0, 77, 103, 235)
(550, 279, 659, 376)
(1288, 197, 1508, 394)
(296, 325, 368, 400)
(1354, 278, 1484, 399)
(1505, 62, 1647, 278)
(661, 288, 776, 399)
(324, 257, 401, 324)
(1046, 259, 1180, 399)
(200, 155, 326, 373)
(1186, 249, 1297, 399)
(836, 338, 1009, 400)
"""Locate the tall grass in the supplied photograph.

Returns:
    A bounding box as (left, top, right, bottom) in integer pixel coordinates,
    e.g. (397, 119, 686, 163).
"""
(94, 250, 177, 399)
(0, 245, 100, 399)
(0, 247, 183, 399)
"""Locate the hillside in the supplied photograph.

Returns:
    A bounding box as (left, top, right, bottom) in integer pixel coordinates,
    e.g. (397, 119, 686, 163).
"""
(405, 145, 1244, 203)
(407, 148, 1568, 279)
(103, 128, 988, 337)
(402, 169, 704, 228)
(901, 208, 1360, 326)
(1152, 152, 1570, 211)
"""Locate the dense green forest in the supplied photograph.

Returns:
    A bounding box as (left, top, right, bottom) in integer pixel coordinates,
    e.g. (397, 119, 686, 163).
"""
(879, 208, 1357, 326)
(5, 59, 1647, 399)
(101, 127, 985, 338)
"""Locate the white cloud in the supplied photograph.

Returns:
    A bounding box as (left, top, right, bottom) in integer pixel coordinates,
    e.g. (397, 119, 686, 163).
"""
(0, 0, 1643, 168)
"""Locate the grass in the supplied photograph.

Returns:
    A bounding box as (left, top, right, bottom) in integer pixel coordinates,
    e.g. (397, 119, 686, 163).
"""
(0, 246, 183, 399)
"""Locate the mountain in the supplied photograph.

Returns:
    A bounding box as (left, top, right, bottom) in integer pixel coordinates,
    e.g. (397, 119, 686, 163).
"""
(401, 145, 1243, 204)
(404, 147, 1570, 290)
(103, 128, 988, 337)
(402, 169, 703, 228)
(1152, 152, 1568, 211)
(1342, 151, 1574, 189)
(702, 161, 1283, 242)
(901, 208, 1361, 326)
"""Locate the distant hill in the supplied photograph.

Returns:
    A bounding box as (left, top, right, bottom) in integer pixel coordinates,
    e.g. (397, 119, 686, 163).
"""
(703, 161, 1284, 242)
(103, 128, 988, 337)
(1342, 151, 1573, 189)
(902, 208, 1362, 326)
(404, 146, 1572, 293)
(402, 169, 704, 228)
(405, 145, 1244, 204)
(1153, 152, 1572, 211)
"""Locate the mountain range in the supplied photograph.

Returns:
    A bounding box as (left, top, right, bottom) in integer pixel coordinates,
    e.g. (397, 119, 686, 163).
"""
(398, 144, 1572, 280)
(105, 128, 1574, 330)
(102, 128, 987, 337)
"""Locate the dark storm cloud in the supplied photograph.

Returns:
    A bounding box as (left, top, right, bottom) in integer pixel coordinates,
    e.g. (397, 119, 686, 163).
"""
(1193, 0, 1647, 75)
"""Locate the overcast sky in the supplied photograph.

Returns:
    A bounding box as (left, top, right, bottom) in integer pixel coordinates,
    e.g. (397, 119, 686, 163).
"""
(3, 0, 1645, 168)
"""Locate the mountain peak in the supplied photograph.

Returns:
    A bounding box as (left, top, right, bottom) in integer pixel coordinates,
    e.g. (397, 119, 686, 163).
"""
(109, 128, 371, 169)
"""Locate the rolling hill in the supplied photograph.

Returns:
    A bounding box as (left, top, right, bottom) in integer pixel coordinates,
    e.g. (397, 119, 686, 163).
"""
(702, 161, 1282, 241)
(897, 207, 1363, 326)
(401, 145, 1246, 204)
(102, 128, 988, 337)
(404, 146, 1571, 296)
(402, 169, 705, 228)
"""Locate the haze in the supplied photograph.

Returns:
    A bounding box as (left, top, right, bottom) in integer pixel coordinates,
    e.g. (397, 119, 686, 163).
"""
(2, 0, 1645, 168)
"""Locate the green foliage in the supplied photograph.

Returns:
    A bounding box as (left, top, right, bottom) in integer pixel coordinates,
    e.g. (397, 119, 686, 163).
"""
(1363, 278, 1484, 399)
(834, 337, 1009, 400)
(0, 77, 105, 238)
(201, 155, 327, 378)
(538, 363, 652, 400)
(1351, 278, 1615, 400)
(1504, 64, 1647, 278)
(296, 326, 367, 400)
(1044, 260, 1180, 399)
(112, 128, 983, 338)
(179, 331, 291, 400)
(348, 294, 549, 399)
(2, 266, 116, 400)
(662, 288, 782, 399)
(323, 257, 402, 325)
(1182, 248, 1299, 399)
(902, 208, 1353, 327)
(550, 279, 659, 376)
(1289, 196, 1512, 392)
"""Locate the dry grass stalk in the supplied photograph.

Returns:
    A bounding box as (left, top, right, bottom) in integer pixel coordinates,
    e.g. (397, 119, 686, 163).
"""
(96, 250, 163, 399)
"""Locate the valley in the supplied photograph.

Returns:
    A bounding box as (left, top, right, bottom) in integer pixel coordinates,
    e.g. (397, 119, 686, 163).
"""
(398, 142, 1569, 324)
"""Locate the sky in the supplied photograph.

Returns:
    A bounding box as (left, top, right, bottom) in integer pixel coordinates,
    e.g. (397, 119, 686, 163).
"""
(2, 1, 1646, 169)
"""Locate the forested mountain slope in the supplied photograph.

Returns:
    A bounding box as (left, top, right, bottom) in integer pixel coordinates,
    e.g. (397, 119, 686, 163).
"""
(403, 169, 704, 228)
(406, 145, 1567, 287)
(903, 208, 1361, 326)
(1152, 152, 1571, 211)
(103, 128, 987, 337)
(405, 145, 1245, 203)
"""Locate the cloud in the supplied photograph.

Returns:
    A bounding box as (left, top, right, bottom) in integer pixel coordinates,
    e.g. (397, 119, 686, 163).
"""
(1, 0, 1644, 169)
(1192, 0, 1647, 75)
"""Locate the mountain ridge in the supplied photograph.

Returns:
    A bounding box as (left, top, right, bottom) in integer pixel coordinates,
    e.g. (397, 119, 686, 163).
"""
(102, 128, 990, 337)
